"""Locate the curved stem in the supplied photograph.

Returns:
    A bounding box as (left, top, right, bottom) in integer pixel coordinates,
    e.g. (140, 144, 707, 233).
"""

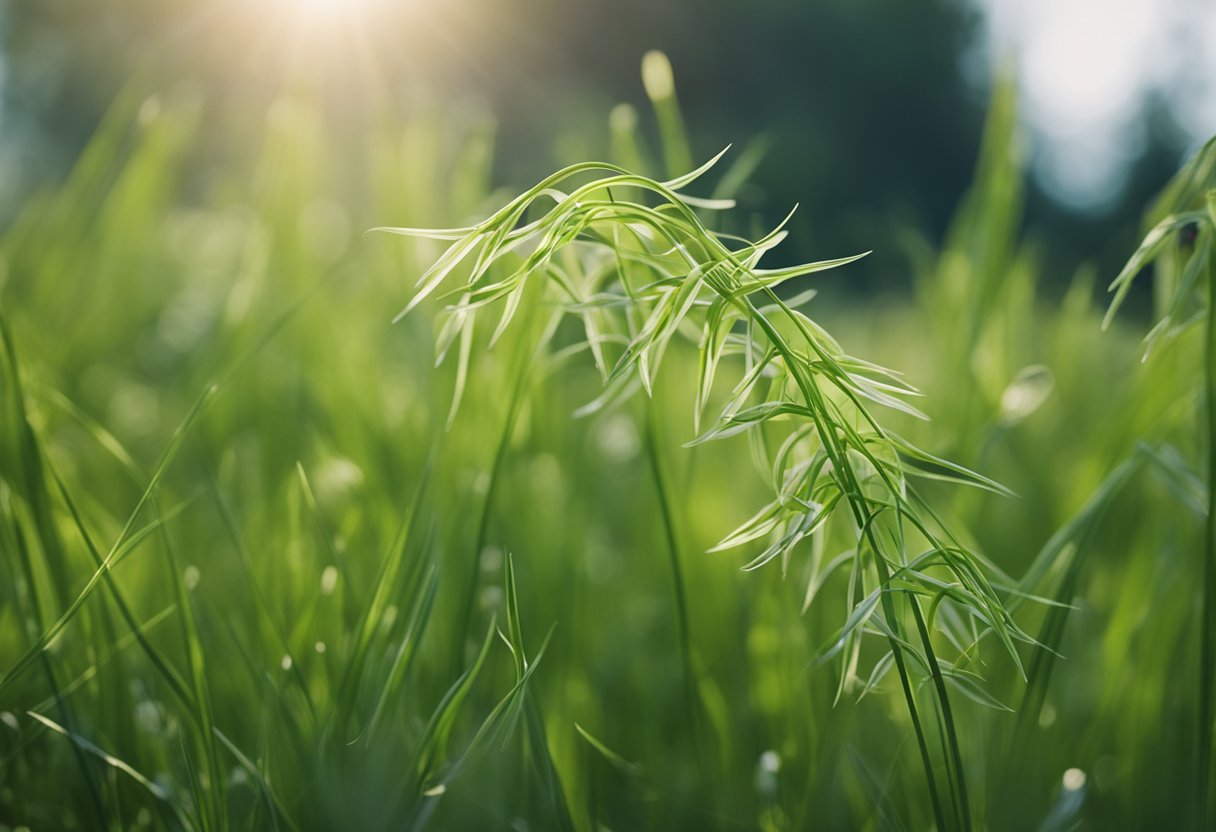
(741, 293, 964, 830)
(741, 318, 949, 827)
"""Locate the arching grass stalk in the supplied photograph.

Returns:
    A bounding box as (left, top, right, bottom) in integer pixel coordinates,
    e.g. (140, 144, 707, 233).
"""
(376, 150, 1027, 830)
(1102, 136, 1215, 828)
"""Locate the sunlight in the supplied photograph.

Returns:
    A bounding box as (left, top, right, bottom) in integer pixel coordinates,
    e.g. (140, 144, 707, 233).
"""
(254, 0, 398, 95)
(267, 0, 387, 27)
(297, 0, 372, 15)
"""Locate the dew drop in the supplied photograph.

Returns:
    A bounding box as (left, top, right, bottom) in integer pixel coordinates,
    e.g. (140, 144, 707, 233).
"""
(1063, 768, 1087, 791)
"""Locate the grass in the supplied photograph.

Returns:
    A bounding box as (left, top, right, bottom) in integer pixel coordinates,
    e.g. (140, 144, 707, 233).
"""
(0, 54, 1212, 830)
(1100, 137, 1216, 828)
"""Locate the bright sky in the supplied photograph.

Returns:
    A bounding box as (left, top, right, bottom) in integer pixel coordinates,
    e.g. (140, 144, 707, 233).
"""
(978, 0, 1216, 210)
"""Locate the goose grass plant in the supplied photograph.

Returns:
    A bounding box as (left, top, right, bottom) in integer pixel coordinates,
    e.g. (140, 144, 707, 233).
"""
(377, 126, 1034, 831)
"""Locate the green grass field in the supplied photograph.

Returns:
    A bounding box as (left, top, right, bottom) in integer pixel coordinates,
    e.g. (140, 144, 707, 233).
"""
(1, 54, 1214, 830)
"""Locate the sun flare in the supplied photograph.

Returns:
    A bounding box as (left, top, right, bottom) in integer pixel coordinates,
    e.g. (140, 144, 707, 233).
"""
(299, 0, 364, 13)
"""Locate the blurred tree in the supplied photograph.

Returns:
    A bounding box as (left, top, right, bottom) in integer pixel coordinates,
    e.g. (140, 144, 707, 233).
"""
(0, 0, 1199, 289)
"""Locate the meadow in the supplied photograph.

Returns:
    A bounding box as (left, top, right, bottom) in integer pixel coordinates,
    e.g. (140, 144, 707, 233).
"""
(0, 52, 1213, 830)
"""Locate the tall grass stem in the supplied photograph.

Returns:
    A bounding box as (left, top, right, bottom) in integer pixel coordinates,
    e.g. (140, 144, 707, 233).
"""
(1202, 249, 1216, 829)
(643, 402, 703, 772)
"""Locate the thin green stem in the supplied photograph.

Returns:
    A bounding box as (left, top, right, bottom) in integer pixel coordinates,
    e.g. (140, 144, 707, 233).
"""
(910, 594, 971, 830)
(644, 402, 702, 765)
(754, 287, 970, 830)
(451, 355, 530, 679)
(1201, 246, 1216, 829)
(741, 297, 953, 831)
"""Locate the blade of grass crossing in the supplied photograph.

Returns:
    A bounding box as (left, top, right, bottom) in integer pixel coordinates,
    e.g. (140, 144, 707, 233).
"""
(7, 516, 110, 825)
(0, 381, 216, 694)
(27, 710, 192, 828)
